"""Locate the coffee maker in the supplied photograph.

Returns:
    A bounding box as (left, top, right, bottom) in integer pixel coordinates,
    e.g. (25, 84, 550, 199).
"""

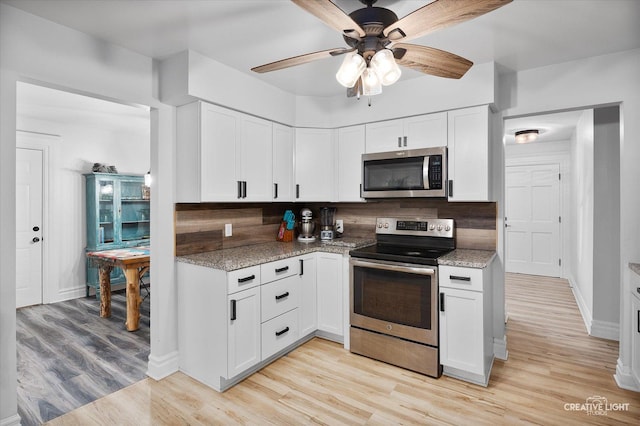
(297, 208, 316, 242)
(319, 207, 336, 241)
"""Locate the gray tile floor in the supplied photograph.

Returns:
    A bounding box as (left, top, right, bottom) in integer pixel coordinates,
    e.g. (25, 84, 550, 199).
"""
(16, 290, 150, 425)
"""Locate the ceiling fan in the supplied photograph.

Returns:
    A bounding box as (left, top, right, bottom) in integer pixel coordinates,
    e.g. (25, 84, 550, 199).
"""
(252, 0, 512, 98)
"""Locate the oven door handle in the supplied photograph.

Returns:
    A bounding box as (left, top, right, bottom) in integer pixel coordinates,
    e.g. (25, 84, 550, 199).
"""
(351, 259, 436, 276)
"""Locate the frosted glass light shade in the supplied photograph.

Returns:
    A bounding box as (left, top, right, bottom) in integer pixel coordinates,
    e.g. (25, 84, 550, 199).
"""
(370, 49, 402, 86)
(362, 68, 382, 96)
(515, 129, 539, 144)
(336, 52, 366, 88)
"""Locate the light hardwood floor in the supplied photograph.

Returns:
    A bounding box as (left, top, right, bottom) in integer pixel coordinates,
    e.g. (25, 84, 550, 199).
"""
(47, 274, 639, 425)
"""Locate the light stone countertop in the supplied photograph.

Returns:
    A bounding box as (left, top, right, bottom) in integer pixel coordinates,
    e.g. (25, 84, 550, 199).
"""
(177, 238, 496, 271)
(438, 249, 496, 269)
(630, 262, 640, 276)
(176, 237, 375, 271)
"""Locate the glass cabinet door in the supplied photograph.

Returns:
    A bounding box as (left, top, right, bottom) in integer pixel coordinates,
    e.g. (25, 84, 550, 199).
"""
(119, 178, 150, 243)
(98, 179, 116, 244)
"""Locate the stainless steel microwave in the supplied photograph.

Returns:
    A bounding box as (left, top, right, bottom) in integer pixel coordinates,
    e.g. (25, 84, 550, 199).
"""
(361, 147, 447, 198)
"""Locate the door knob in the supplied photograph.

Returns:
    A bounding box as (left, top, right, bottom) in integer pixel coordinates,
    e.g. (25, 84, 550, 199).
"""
(32, 237, 40, 243)
(33, 226, 40, 231)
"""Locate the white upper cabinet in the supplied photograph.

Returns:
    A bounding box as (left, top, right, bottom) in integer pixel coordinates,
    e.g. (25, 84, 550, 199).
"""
(294, 128, 334, 202)
(447, 105, 491, 202)
(176, 101, 272, 202)
(336, 125, 365, 202)
(365, 112, 448, 153)
(272, 123, 294, 202)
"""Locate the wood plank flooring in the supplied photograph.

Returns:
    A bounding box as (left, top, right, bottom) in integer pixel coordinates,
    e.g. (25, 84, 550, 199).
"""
(17, 290, 150, 425)
(47, 273, 640, 425)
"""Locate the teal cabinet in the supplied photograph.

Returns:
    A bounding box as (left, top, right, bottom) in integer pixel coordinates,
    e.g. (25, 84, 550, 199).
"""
(85, 173, 150, 296)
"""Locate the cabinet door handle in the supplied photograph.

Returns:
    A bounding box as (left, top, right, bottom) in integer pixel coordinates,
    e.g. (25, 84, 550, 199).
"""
(299, 259, 304, 276)
(448, 180, 453, 197)
(440, 293, 445, 312)
(397, 137, 402, 147)
(275, 326, 290, 337)
(242, 181, 247, 198)
(403, 136, 407, 147)
(637, 310, 640, 333)
(296, 184, 300, 199)
(275, 266, 289, 273)
(274, 183, 278, 199)
(237, 274, 255, 283)
(275, 291, 290, 301)
(237, 181, 242, 199)
(230, 299, 237, 321)
(450, 275, 471, 282)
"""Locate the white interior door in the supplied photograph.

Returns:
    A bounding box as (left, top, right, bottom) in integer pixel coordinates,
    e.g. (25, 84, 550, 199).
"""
(16, 148, 43, 308)
(505, 163, 560, 277)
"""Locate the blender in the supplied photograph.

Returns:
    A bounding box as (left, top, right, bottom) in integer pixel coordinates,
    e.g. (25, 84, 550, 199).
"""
(319, 207, 337, 241)
(297, 208, 316, 242)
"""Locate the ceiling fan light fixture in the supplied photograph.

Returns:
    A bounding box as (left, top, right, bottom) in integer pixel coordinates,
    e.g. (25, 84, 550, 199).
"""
(370, 49, 402, 86)
(361, 67, 382, 96)
(515, 129, 539, 144)
(336, 52, 366, 88)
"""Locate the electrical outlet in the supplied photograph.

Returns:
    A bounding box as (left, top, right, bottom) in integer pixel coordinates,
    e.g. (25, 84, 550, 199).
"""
(335, 219, 344, 233)
(225, 223, 232, 237)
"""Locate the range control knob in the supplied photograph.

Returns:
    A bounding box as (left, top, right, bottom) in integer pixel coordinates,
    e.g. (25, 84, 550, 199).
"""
(429, 224, 435, 230)
(377, 223, 383, 228)
(383, 222, 389, 229)
(445, 225, 451, 231)
(437, 225, 443, 231)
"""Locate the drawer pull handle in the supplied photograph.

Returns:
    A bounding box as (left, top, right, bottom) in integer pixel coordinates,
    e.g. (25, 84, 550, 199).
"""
(450, 275, 471, 282)
(275, 326, 290, 337)
(275, 266, 289, 273)
(275, 292, 290, 301)
(238, 274, 255, 283)
(230, 299, 236, 321)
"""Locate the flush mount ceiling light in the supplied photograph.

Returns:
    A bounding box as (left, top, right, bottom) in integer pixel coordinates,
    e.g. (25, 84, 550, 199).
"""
(252, 0, 512, 101)
(515, 129, 540, 144)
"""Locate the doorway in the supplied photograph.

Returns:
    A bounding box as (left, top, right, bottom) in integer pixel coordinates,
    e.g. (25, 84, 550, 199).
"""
(15, 81, 152, 423)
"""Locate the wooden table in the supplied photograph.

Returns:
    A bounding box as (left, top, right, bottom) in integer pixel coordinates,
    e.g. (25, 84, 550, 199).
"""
(86, 247, 149, 331)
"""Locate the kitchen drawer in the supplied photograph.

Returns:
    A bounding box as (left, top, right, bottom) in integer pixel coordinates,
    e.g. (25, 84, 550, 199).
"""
(261, 257, 299, 284)
(261, 308, 299, 360)
(261, 275, 299, 322)
(227, 265, 261, 295)
(439, 265, 485, 292)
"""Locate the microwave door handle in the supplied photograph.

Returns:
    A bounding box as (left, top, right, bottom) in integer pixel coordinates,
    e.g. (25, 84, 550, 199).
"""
(423, 156, 430, 190)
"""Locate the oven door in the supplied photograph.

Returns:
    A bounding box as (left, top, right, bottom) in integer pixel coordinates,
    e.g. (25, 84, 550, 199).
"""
(350, 258, 438, 346)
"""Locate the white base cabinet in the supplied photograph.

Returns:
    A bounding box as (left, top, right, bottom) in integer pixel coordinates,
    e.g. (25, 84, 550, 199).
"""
(631, 276, 640, 386)
(316, 252, 344, 340)
(178, 252, 344, 392)
(439, 263, 494, 386)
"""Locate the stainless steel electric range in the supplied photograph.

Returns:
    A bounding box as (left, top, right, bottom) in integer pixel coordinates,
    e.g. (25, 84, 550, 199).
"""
(348, 217, 455, 377)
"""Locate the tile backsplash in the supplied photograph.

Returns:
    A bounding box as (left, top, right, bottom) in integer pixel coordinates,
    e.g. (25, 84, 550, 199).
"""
(175, 199, 496, 256)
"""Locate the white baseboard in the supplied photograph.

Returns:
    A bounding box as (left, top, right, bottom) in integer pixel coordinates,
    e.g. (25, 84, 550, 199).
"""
(493, 335, 508, 361)
(568, 277, 592, 334)
(0, 414, 21, 426)
(590, 319, 619, 341)
(613, 358, 640, 392)
(146, 350, 180, 381)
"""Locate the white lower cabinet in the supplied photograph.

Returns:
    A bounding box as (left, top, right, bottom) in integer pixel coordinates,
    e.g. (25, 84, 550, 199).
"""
(631, 290, 640, 385)
(228, 286, 261, 378)
(439, 264, 493, 386)
(178, 251, 345, 392)
(316, 252, 344, 339)
(298, 255, 317, 337)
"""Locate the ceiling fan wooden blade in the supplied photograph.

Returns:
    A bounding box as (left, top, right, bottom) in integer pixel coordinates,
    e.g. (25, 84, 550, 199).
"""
(384, 0, 512, 43)
(394, 43, 473, 79)
(291, 0, 366, 38)
(251, 48, 351, 73)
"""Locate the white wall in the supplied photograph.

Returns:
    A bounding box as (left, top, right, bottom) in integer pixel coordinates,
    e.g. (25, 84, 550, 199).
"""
(592, 106, 621, 333)
(0, 4, 177, 423)
(571, 110, 595, 327)
(16, 110, 150, 302)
